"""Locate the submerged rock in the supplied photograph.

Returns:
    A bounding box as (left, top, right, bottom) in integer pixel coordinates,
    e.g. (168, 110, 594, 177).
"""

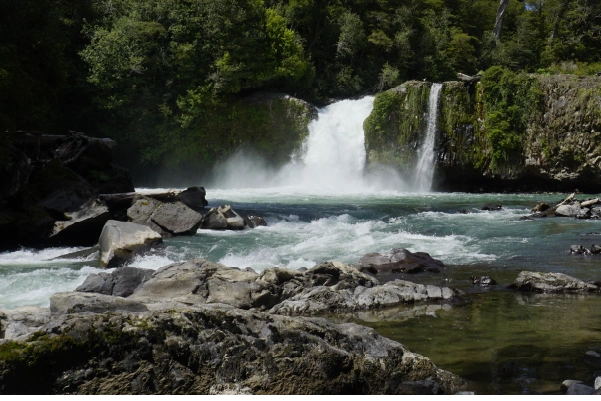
(481, 204, 502, 211)
(470, 276, 497, 286)
(0, 305, 467, 395)
(569, 245, 591, 255)
(510, 271, 599, 293)
(244, 215, 268, 228)
(98, 220, 163, 267)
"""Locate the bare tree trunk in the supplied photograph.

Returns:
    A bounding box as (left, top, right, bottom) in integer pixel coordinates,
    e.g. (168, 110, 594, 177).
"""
(548, 0, 569, 45)
(493, 0, 511, 43)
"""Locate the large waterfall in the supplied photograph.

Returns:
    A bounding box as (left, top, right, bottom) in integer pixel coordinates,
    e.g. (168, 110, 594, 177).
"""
(413, 83, 443, 192)
(212, 96, 404, 193)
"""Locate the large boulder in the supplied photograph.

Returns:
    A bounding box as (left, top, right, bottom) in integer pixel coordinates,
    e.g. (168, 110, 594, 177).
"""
(127, 196, 203, 237)
(98, 220, 163, 267)
(200, 205, 245, 230)
(555, 204, 582, 217)
(176, 186, 208, 211)
(48, 198, 111, 245)
(0, 305, 467, 394)
(510, 271, 600, 293)
(76, 266, 154, 297)
(357, 248, 446, 282)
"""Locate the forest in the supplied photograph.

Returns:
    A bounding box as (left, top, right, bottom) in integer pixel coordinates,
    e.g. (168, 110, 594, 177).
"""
(1, 0, 600, 172)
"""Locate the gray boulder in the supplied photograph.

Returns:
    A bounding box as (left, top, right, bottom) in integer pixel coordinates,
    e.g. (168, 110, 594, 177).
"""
(511, 271, 599, 293)
(176, 186, 208, 211)
(127, 196, 203, 237)
(200, 205, 245, 230)
(0, 306, 50, 341)
(555, 204, 582, 217)
(566, 383, 596, 395)
(98, 220, 163, 267)
(357, 248, 445, 282)
(50, 292, 148, 315)
(76, 266, 154, 297)
(49, 197, 111, 242)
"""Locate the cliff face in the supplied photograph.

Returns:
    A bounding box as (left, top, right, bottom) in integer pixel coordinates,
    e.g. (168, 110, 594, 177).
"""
(364, 74, 601, 192)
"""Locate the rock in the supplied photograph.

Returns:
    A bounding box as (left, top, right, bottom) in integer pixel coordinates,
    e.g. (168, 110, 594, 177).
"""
(470, 276, 497, 286)
(0, 306, 50, 340)
(98, 220, 163, 267)
(244, 215, 268, 228)
(555, 204, 582, 217)
(127, 196, 202, 237)
(176, 186, 208, 211)
(0, 306, 468, 395)
(566, 383, 596, 395)
(200, 205, 245, 230)
(357, 248, 445, 281)
(575, 208, 592, 220)
(595, 376, 601, 391)
(570, 245, 591, 255)
(481, 204, 502, 211)
(585, 351, 601, 368)
(531, 203, 551, 213)
(50, 292, 148, 315)
(592, 245, 601, 255)
(49, 197, 111, 244)
(455, 391, 475, 395)
(561, 380, 583, 393)
(51, 245, 99, 260)
(76, 266, 154, 297)
(150, 201, 202, 235)
(511, 271, 599, 293)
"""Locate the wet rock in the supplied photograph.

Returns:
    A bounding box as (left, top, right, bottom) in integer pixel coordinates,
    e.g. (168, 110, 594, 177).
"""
(0, 306, 50, 340)
(470, 276, 497, 286)
(531, 203, 551, 213)
(200, 205, 245, 230)
(566, 383, 596, 395)
(481, 204, 502, 211)
(561, 380, 583, 393)
(51, 245, 99, 260)
(511, 271, 599, 293)
(595, 376, 601, 391)
(0, 305, 468, 395)
(357, 248, 445, 280)
(555, 204, 582, 217)
(575, 208, 592, 220)
(50, 292, 148, 315)
(150, 201, 202, 235)
(591, 245, 601, 255)
(98, 220, 163, 267)
(76, 266, 154, 297)
(176, 186, 208, 212)
(49, 197, 111, 244)
(570, 245, 592, 255)
(127, 196, 202, 237)
(244, 215, 268, 228)
(585, 351, 601, 368)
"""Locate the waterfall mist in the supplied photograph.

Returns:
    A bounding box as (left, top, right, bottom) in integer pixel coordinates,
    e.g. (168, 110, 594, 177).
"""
(208, 96, 407, 194)
(413, 83, 443, 192)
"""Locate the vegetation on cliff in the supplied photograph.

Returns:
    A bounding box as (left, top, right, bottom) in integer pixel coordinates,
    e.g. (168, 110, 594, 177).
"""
(1, 0, 600, 173)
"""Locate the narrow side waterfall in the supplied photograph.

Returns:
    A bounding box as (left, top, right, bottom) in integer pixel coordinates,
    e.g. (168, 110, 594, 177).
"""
(413, 83, 443, 192)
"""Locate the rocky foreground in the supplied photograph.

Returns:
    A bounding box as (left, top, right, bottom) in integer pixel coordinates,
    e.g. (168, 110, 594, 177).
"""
(0, 258, 467, 395)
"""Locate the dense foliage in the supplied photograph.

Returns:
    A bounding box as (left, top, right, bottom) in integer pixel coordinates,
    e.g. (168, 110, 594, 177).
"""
(1, 0, 600, 169)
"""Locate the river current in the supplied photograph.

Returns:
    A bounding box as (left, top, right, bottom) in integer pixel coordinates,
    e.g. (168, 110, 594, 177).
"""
(2, 95, 601, 393)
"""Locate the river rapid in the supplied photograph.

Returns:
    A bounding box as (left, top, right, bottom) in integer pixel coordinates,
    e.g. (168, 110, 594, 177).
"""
(2, 95, 601, 394)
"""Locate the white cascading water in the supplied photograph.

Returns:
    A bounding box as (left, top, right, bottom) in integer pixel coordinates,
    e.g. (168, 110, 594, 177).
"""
(295, 96, 374, 189)
(413, 83, 443, 192)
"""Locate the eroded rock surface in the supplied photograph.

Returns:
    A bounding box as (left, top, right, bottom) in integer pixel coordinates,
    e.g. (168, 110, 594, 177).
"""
(0, 306, 467, 395)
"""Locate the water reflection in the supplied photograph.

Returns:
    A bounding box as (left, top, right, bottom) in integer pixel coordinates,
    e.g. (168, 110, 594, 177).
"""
(341, 292, 601, 394)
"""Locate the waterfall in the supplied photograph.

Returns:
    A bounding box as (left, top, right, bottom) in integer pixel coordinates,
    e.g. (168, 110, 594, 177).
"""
(413, 83, 443, 192)
(211, 95, 406, 192)
(296, 96, 374, 188)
